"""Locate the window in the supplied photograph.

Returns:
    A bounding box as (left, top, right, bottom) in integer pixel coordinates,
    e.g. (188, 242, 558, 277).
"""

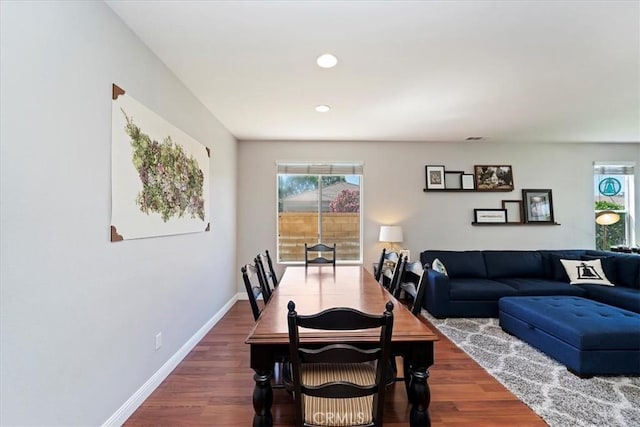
(277, 163, 363, 263)
(594, 163, 636, 250)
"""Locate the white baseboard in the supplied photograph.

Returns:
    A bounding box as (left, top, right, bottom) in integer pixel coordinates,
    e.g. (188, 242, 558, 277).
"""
(102, 294, 239, 427)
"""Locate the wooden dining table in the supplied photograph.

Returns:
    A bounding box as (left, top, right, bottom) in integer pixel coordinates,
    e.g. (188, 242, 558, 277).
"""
(245, 265, 439, 426)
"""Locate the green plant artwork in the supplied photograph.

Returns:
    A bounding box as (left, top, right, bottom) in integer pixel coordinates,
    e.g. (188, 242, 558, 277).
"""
(122, 109, 205, 222)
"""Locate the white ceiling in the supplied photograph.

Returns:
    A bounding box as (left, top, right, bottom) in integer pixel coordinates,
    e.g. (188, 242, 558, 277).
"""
(106, 0, 640, 143)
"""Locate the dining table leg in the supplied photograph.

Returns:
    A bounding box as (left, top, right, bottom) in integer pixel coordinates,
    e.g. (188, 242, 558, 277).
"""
(252, 369, 273, 426)
(403, 342, 433, 427)
(408, 366, 431, 427)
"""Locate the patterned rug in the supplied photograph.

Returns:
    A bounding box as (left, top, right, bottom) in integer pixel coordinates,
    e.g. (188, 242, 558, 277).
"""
(421, 312, 640, 427)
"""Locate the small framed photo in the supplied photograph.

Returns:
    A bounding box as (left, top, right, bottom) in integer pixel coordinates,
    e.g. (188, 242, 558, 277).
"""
(474, 208, 507, 224)
(522, 189, 555, 223)
(462, 174, 475, 190)
(425, 165, 445, 190)
(502, 200, 524, 223)
(444, 171, 463, 189)
(474, 165, 514, 191)
(400, 249, 410, 261)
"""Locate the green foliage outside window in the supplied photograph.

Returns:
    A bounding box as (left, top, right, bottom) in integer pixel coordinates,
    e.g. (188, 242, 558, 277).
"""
(594, 201, 625, 250)
(595, 201, 623, 211)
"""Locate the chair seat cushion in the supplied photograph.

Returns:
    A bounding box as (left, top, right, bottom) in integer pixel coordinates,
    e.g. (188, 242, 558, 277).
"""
(301, 363, 375, 426)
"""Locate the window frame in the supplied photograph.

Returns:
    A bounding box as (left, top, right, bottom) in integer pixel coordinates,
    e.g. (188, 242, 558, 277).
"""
(593, 162, 636, 249)
(276, 162, 363, 265)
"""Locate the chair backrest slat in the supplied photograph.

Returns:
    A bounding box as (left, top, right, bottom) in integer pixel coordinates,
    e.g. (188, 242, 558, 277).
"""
(254, 255, 273, 302)
(388, 255, 407, 298)
(241, 264, 263, 321)
(304, 242, 336, 267)
(264, 249, 279, 287)
(410, 268, 429, 315)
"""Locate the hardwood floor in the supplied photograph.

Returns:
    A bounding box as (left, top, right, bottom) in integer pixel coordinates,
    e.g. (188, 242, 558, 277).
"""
(125, 302, 546, 426)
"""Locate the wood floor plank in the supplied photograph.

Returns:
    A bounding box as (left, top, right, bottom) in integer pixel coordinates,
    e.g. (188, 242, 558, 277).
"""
(124, 302, 545, 426)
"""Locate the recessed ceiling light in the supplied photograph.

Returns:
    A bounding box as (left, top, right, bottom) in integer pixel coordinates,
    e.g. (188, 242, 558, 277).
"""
(315, 105, 330, 113)
(316, 54, 338, 68)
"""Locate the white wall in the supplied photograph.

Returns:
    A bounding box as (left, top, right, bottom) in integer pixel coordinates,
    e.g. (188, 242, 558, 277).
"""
(0, 2, 237, 425)
(238, 140, 639, 284)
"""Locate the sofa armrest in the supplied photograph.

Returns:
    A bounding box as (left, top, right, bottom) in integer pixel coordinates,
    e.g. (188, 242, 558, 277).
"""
(422, 268, 451, 318)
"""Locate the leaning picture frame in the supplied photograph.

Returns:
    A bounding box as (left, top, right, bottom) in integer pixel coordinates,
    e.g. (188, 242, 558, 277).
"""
(425, 165, 446, 190)
(461, 174, 475, 190)
(474, 208, 507, 224)
(502, 200, 524, 223)
(522, 189, 555, 223)
(474, 165, 514, 191)
(444, 170, 463, 190)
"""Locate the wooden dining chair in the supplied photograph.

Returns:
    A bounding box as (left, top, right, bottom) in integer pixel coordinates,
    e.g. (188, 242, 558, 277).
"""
(387, 254, 407, 297)
(398, 262, 429, 315)
(264, 249, 279, 287)
(255, 255, 274, 302)
(304, 243, 336, 267)
(241, 263, 266, 321)
(242, 262, 291, 389)
(375, 249, 399, 285)
(287, 300, 394, 427)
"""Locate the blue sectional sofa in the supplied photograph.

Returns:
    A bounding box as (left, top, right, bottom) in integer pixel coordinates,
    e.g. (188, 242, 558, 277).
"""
(419, 249, 640, 318)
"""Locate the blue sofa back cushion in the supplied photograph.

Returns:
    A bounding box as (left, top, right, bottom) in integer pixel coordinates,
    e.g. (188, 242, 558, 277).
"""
(586, 250, 640, 289)
(420, 250, 487, 278)
(581, 255, 618, 284)
(540, 250, 586, 281)
(483, 251, 544, 279)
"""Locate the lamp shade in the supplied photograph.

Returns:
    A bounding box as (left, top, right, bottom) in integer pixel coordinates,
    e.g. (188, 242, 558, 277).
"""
(379, 225, 403, 243)
(595, 211, 620, 226)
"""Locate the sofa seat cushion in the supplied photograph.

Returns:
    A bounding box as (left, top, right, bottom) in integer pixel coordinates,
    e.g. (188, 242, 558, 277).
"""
(496, 278, 587, 297)
(449, 278, 518, 301)
(582, 284, 640, 314)
(421, 250, 487, 278)
(483, 250, 544, 279)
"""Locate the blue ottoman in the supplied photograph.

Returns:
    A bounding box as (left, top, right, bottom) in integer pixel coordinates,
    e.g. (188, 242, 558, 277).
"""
(499, 296, 640, 377)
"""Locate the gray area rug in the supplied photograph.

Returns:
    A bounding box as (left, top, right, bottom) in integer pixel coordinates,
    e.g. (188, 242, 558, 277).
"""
(422, 312, 640, 427)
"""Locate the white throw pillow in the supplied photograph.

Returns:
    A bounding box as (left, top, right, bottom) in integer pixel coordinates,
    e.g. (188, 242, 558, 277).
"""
(432, 258, 448, 276)
(559, 259, 614, 286)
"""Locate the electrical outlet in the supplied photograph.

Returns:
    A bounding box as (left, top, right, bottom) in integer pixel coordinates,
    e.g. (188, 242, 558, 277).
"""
(155, 332, 162, 350)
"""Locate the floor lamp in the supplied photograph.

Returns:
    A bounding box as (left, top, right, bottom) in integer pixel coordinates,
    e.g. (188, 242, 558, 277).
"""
(595, 211, 620, 250)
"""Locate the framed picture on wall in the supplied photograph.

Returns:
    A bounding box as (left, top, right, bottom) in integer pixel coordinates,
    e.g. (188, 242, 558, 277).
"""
(444, 171, 463, 189)
(502, 200, 524, 223)
(425, 165, 446, 190)
(474, 209, 508, 224)
(462, 174, 475, 190)
(474, 165, 514, 191)
(522, 189, 555, 223)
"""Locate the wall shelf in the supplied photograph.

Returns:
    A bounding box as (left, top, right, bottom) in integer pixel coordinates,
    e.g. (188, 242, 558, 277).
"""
(423, 188, 478, 192)
(471, 222, 561, 226)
